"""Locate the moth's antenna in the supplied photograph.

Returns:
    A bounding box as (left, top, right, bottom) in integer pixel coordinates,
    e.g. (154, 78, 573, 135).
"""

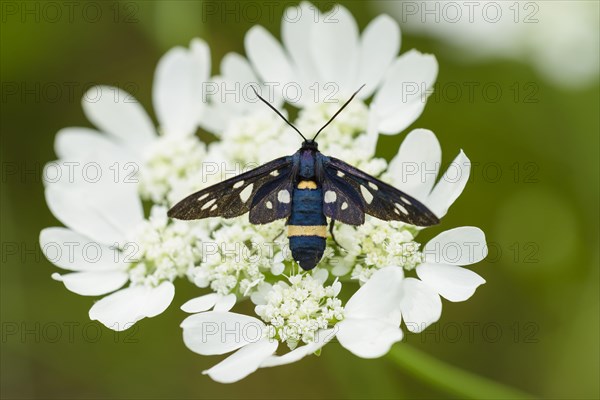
(312, 84, 365, 141)
(250, 86, 307, 141)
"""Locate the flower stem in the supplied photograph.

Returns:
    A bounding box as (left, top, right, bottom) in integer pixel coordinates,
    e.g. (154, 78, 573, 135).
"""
(387, 345, 536, 399)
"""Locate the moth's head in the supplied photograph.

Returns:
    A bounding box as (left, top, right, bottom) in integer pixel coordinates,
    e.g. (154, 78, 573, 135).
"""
(301, 140, 318, 150)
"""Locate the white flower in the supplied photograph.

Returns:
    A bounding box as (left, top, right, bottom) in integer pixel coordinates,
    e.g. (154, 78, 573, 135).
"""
(395, 227, 488, 334)
(40, 180, 202, 330)
(385, 128, 471, 218)
(243, 1, 438, 134)
(377, 1, 599, 88)
(181, 267, 404, 383)
(181, 293, 237, 313)
(49, 38, 210, 204)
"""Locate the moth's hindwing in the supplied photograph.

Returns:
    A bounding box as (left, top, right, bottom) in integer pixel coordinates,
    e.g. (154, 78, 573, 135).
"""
(249, 172, 294, 224)
(321, 172, 365, 225)
(167, 156, 292, 220)
(323, 157, 440, 227)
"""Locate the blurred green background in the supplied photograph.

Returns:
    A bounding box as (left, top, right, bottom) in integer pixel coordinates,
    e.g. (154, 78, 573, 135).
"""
(1, 1, 598, 398)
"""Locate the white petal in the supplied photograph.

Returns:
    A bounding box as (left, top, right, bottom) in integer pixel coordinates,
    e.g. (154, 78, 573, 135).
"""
(214, 294, 237, 312)
(245, 26, 296, 101)
(310, 5, 359, 92)
(180, 293, 219, 313)
(281, 1, 320, 88)
(89, 282, 175, 331)
(153, 46, 200, 136)
(190, 38, 211, 84)
(52, 270, 128, 296)
(373, 51, 438, 134)
(81, 86, 155, 152)
(387, 129, 441, 200)
(181, 311, 266, 356)
(424, 227, 488, 266)
(356, 15, 401, 98)
(44, 182, 143, 245)
(260, 328, 335, 368)
(399, 278, 442, 333)
(219, 53, 262, 114)
(54, 127, 132, 162)
(312, 268, 328, 284)
(427, 150, 471, 218)
(417, 263, 485, 302)
(40, 227, 125, 271)
(345, 267, 404, 324)
(202, 338, 277, 383)
(337, 318, 403, 359)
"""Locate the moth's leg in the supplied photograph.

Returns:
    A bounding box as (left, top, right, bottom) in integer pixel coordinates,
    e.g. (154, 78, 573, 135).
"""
(328, 219, 343, 248)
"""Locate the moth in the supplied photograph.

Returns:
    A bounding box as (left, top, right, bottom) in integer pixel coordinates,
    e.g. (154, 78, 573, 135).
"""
(168, 85, 439, 270)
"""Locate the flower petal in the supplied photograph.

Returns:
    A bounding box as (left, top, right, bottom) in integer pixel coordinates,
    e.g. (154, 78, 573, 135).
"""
(180, 293, 219, 313)
(52, 270, 128, 296)
(89, 282, 175, 331)
(260, 328, 335, 368)
(214, 294, 237, 312)
(44, 181, 143, 245)
(417, 263, 485, 302)
(190, 38, 211, 87)
(54, 127, 132, 162)
(40, 227, 125, 271)
(202, 338, 278, 383)
(345, 267, 404, 325)
(399, 277, 442, 333)
(281, 1, 320, 89)
(427, 150, 471, 218)
(337, 318, 403, 358)
(423, 227, 488, 266)
(387, 129, 441, 200)
(245, 26, 297, 102)
(373, 50, 438, 134)
(356, 14, 401, 98)
(82, 86, 155, 152)
(153, 45, 205, 136)
(310, 5, 359, 93)
(181, 311, 266, 356)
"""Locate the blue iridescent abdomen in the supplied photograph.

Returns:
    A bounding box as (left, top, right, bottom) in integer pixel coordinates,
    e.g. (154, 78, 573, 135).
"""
(288, 181, 327, 270)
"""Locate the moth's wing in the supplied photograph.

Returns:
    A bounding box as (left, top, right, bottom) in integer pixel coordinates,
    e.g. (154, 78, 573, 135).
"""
(168, 157, 292, 220)
(321, 170, 366, 226)
(249, 170, 294, 224)
(323, 157, 440, 227)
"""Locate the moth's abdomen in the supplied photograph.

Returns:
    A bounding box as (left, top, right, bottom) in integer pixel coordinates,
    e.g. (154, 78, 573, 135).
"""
(288, 181, 327, 271)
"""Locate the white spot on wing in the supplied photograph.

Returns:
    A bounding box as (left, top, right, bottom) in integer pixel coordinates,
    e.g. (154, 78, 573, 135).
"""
(239, 184, 254, 203)
(368, 182, 378, 191)
(395, 203, 409, 215)
(341, 202, 348, 210)
(233, 180, 245, 189)
(400, 196, 411, 205)
(201, 198, 216, 210)
(277, 189, 290, 203)
(198, 193, 209, 201)
(270, 170, 279, 177)
(337, 171, 345, 177)
(266, 201, 273, 209)
(360, 185, 373, 204)
(210, 204, 218, 212)
(324, 190, 337, 203)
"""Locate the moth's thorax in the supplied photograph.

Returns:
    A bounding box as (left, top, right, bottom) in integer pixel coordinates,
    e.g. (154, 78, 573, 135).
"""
(298, 148, 318, 179)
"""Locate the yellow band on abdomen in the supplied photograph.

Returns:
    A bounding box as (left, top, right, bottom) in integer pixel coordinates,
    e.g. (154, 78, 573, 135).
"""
(297, 180, 318, 190)
(288, 225, 327, 238)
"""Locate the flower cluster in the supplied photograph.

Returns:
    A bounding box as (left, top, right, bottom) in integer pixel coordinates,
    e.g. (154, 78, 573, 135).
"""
(255, 271, 343, 348)
(40, 2, 488, 383)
